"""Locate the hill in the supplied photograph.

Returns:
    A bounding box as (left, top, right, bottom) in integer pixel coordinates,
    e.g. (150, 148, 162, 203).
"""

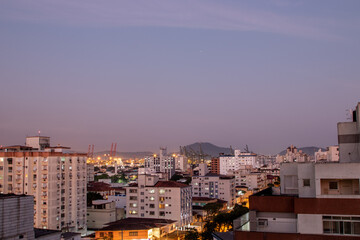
(278, 146, 326, 156)
(182, 142, 232, 158)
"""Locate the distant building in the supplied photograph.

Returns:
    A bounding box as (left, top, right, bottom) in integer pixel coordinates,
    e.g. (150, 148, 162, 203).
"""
(276, 145, 309, 163)
(315, 146, 339, 162)
(87, 164, 95, 183)
(0, 136, 87, 232)
(219, 151, 257, 175)
(144, 147, 175, 180)
(191, 173, 236, 207)
(210, 158, 220, 174)
(125, 174, 192, 229)
(175, 155, 188, 172)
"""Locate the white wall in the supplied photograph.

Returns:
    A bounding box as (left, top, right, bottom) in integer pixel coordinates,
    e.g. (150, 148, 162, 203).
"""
(297, 214, 322, 234)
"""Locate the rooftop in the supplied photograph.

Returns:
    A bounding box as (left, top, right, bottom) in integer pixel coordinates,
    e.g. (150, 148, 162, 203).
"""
(34, 228, 61, 238)
(100, 218, 176, 231)
(154, 181, 190, 188)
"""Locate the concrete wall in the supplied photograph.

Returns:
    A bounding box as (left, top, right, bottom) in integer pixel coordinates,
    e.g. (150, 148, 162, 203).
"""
(280, 163, 298, 195)
(0, 195, 35, 240)
(256, 212, 297, 233)
(297, 214, 322, 234)
(315, 163, 360, 198)
(297, 163, 315, 198)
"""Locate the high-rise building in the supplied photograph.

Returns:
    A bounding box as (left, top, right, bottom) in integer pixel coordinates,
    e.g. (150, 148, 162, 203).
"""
(0, 136, 87, 232)
(125, 174, 192, 229)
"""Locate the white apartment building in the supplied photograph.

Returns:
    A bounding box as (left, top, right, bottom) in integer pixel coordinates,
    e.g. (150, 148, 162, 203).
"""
(315, 146, 339, 162)
(125, 174, 192, 229)
(87, 200, 116, 230)
(144, 148, 175, 180)
(236, 172, 267, 190)
(219, 151, 257, 175)
(191, 173, 236, 207)
(0, 136, 87, 232)
(175, 155, 188, 172)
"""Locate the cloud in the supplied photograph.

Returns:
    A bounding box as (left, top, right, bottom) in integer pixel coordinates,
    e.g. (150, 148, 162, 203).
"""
(0, 0, 344, 40)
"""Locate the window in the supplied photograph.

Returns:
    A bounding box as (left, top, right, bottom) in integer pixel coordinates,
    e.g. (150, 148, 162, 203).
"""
(329, 182, 338, 190)
(149, 204, 155, 208)
(129, 232, 138, 236)
(159, 197, 165, 201)
(303, 179, 310, 187)
(149, 211, 155, 215)
(159, 204, 165, 209)
(149, 189, 155, 194)
(159, 211, 165, 216)
(129, 189, 137, 193)
(130, 196, 137, 200)
(149, 197, 155, 201)
(323, 216, 360, 235)
(159, 189, 165, 194)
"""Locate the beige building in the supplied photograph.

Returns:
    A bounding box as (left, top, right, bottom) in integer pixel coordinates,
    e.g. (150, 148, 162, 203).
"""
(87, 200, 116, 230)
(192, 173, 236, 207)
(0, 136, 87, 232)
(125, 174, 192, 229)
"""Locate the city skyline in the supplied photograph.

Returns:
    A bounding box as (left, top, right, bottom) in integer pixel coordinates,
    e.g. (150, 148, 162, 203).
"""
(1, 0, 360, 154)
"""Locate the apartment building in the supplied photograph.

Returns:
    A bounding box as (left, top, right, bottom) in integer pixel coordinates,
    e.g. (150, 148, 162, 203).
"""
(125, 174, 192, 229)
(219, 151, 257, 175)
(210, 158, 220, 174)
(175, 155, 188, 172)
(87, 200, 116, 230)
(144, 148, 175, 180)
(192, 173, 236, 207)
(0, 136, 87, 232)
(315, 146, 339, 162)
(234, 102, 360, 239)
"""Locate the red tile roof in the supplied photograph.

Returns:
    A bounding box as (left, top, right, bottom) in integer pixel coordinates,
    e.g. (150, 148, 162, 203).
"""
(154, 181, 190, 188)
(87, 182, 114, 192)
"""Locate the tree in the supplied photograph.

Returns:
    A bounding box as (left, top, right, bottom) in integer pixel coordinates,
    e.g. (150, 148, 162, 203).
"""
(203, 202, 223, 219)
(94, 173, 109, 182)
(185, 229, 199, 240)
(87, 192, 103, 206)
(170, 174, 183, 181)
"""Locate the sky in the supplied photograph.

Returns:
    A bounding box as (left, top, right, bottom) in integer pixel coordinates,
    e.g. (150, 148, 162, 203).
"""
(0, 0, 360, 154)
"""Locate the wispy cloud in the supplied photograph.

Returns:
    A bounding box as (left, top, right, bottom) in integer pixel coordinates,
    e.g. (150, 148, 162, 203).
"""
(0, 0, 345, 40)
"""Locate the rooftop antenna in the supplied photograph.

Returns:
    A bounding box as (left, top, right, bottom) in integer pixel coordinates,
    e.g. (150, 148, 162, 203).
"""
(38, 130, 41, 136)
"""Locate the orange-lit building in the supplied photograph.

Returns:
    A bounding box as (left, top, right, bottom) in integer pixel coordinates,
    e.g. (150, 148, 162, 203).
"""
(95, 218, 176, 240)
(210, 158, 220, 174)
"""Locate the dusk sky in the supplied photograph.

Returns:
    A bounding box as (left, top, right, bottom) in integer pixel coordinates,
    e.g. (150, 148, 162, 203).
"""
(1, 0, 359, 154)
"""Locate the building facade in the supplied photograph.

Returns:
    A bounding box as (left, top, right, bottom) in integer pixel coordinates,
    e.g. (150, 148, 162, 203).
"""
(219, 151, 257, 175)
(0, 136, 87, 232)
(125, 174, 192, 229)
(191, 173, 236, 207)
(0, 194, 35, 240)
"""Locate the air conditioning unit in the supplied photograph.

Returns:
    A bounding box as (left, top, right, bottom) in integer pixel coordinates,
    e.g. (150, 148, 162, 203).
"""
(257, 219, 268, 227)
